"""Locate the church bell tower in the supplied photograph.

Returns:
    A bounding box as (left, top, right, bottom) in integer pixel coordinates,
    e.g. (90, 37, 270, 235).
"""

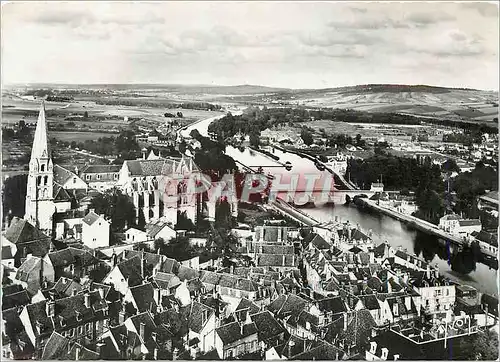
(24, 101, 55, 236)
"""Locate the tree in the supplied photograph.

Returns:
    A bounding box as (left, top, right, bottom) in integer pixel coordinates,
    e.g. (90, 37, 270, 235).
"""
(89, 188, 136, 232)
(2, 174, 28, 222)
(441, 159, 460, 173)
(300, 128, 314, 146)
(249, 132, 260, 148)
(215, 199, 233, 229)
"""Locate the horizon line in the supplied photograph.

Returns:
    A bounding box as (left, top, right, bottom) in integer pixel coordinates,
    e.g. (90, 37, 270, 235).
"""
(2, 82, 498, 93)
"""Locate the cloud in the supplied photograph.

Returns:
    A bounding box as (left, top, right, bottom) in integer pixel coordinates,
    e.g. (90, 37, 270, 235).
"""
(328, 17, 409, 30)
(404, 12, 456, 27)
(460, 3, 499, 17)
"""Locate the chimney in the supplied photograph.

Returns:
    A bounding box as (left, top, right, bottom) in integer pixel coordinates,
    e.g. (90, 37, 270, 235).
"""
(172, 348, 178, 361)
(151, 332, 157, 342)
(98, 288, 105, 299)
(282, 254, 286, 266)
(84, 293, 90, 308)
(46, 300, 55, 317)
(288, 340, 295, 357)
(139, 322, 145, 340)
(240, 322, 244, 335)
(35, 321, 43, 335)
(230, 265, 234, 274)
(153, 348, 158, 360)
(75, 346, 80, 361)
(394, 354, 400, 361)
(343, 312, 348, 331)
(141, 252, 145, 278)
(426, 265, 431, 279)
(89, 208, 95, 214)
(119, 310, 126, 324)
(434, 264, 439, 278)
(96, 342, 104, 357)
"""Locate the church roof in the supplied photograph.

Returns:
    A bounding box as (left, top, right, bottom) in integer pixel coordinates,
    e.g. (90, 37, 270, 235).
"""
(124, 156, 200, 177)
(30, 102, 51, 160)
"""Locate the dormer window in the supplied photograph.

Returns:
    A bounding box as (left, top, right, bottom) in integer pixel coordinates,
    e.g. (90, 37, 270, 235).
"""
(76, 311, 82, 322)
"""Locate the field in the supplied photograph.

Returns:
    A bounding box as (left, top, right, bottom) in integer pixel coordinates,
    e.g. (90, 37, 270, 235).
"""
(50, 131, 118, 141)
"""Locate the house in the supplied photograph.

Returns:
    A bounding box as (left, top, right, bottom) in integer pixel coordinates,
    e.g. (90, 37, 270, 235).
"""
(250, 310, 287, 349)
(215, 318, 259, 359)
(145, 218, 177, 241)
(370, 183, 384, 193)
(124, 228, 149, 244)
(181, 301, 217, 356)
(478, 191, 499, 214)
(100, 312, 174, 360)
(438, 214, 481, 237)
(123, 283, 157, 313)
(408, 267, 455, 316)
(15, 256, 55, 294)
(53, 164, 88, 192)
(19, 290, 109, 352)
(3, 217, 51, 267)
(471, 230, 498, 257)
(81, 210, 110, 249)
(80, 164, 121, 191)
(102, 256, 144, 296)
(45, 247, 103, 282)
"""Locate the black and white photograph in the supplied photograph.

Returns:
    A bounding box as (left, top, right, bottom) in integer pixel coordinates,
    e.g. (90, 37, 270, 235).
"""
(1, 1, 499, 360)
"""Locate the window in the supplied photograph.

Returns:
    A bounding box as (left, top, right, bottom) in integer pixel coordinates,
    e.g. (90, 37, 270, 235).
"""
(97, 174, 101, 180)
(78, 326, 83, 334)
(41, 164, 45, 172)
(114, 174, 118, 180)
(73, 177, 77, 184)
(69, 329, 74, 337)
(86, 174, 91, 181)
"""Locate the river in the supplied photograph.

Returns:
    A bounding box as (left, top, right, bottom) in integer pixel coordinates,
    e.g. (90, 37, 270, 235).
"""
(187, 113, 499, 296)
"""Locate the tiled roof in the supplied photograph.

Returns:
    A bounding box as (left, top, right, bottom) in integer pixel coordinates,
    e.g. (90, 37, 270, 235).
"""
(309, 234, 330, 250)
(145, 219, 175, 238)
(53, 277, 83, 297)
(250, 310, 286, 342)
(177, 265, 199, 281)
(129, 283, 157, 312)
(41, 332, 68, 360)
(47, 247, 100, 268)
(68, 343, 100, 360)
(2, 290, 31, 310)
(124, 159, 190, 177)
(82, 211, 102, 226)
(154, 272, 181, 290)
(54, 164, 82, 187)
(200, 271, 222, 286)
(471, 230, 498, 247)
(181, 301, 215, 334)
(216, 321, 258, 345)
(15, 256, 42, 283)
(316, 296, 347, 314)
(4, 217, 48, 244)
(236, 298, 261, 315)
(115, 257, 144, 287)
(218, 274, 259, 292)
(257, 254, 297, 267)
(293, 340, 344, 360)
(81, 164, 121, 174)
(268, 294, 306, 319)
(458, 219, 481, 227)
(358, 294, 380, 310)
(53, 185, 72, 202)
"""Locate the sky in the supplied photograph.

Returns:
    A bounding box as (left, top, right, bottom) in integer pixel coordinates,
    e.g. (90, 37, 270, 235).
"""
(2, 1, 499, 90)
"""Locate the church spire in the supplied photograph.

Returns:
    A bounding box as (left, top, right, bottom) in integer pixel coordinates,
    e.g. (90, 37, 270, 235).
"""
(30, 101, 51, 160)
